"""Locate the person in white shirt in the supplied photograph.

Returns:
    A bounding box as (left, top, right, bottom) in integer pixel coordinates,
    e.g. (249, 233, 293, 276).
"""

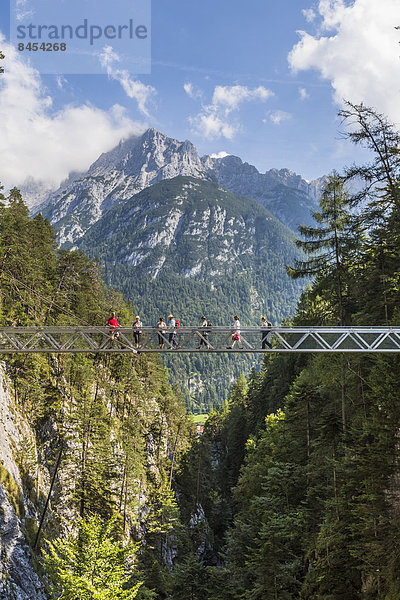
(168, 314, 178, 348)
(132, 315, 143, 348)
(228, 315, 242, 349)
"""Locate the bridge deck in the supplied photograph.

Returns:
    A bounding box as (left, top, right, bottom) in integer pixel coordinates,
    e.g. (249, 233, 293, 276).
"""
(0, 326, 399, 353)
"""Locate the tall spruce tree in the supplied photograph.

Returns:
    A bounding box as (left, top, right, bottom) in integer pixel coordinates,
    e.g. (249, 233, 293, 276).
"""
(287, 172, 358, 325)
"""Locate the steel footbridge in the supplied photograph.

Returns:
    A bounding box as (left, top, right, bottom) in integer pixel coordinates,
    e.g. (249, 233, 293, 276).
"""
(1, 326, 400, 354)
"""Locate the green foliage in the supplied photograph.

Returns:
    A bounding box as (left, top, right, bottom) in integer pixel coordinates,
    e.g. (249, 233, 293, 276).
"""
(42, 513, 143, 599)
(287, 172, 361, 325)
(0, 463, 25, 519)
(172, 106, 400, 599)
(0, 187, 193, 597)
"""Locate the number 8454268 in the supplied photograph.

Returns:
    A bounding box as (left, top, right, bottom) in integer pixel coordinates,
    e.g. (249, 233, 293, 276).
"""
(18, 42, 67, 51)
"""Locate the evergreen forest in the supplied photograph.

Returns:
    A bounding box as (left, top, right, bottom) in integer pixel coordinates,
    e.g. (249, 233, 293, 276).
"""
(2, 102, 400, 600)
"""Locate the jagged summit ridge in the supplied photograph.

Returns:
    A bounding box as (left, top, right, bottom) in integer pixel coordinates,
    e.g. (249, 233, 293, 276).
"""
(88, 128, 204, 179)
(39, 128, 209, 246)
(37, 127, 326, 246)
(201, 153, 327, 229)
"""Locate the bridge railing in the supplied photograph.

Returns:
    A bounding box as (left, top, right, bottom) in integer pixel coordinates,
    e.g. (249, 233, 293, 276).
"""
(0, 326, 399, 353)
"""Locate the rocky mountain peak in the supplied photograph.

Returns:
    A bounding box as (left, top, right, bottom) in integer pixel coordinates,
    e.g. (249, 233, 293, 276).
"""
(39, 128, 208, 246)
(200, 153, 325, 229)
(36, 127, 327, 246)
(85, 127, 203, 178)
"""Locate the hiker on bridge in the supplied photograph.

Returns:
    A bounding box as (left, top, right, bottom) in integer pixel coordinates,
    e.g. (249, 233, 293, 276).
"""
(168, 314, 179, 349)
(198, 315, 211, 349)
(107, 311, 120, 346)
(228, 315, 242, 349)
(261, 316, 272, 349)
(132, 315, 143, 348)
(156, 317, 167, 349)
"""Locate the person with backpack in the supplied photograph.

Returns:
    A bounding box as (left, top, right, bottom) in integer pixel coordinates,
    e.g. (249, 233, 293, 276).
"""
(132, 315, 143, 348)
(156, 317, 167, 349)
(261, 316, 272, 349)
(168, 314, 179, 349)
(198, 315, 211, 349)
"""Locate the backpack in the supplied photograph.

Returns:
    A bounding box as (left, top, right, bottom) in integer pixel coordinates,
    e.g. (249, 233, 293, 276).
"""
(175, 320, 180, 329)
(207, 321, 213, 327)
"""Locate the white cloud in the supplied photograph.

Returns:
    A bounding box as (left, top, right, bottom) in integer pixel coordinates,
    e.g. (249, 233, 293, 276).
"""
(289, 0, 400, 123)
(189, 84, 273, 140)
(16, 0, 34, 21)
(299, 86, 309, 100)
(210, 151, 230, 159)
(56, 75, 67, 89)
(184, 82, 203, 100)
(267, 110, 292, 125)
(302, 8, 316, 23)
(0, 37, 145, 190)
(99, 46, 156, 117)
(212, 85, 273, 112)
(189, 112, 237, 140)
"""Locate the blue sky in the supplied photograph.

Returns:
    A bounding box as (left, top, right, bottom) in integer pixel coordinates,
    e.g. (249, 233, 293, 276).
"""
(0, 0, 399, 191)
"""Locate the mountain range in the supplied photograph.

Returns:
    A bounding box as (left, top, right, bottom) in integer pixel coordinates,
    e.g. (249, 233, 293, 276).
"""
(30, 127, 320, 411)
(78, 175, 303, 324)
(35, 128, 325, 246)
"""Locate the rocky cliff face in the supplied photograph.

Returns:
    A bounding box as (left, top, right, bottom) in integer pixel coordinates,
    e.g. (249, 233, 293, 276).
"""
(0, 366, 47, 600)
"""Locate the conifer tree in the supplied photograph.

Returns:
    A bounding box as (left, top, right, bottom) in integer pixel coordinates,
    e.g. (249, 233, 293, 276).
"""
(42, 514, 143, 599)
(339, 101, 400, 220)
(287, 172, 357, 325)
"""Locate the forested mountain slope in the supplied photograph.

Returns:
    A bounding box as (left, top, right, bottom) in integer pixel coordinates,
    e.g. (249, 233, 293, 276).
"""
(171, 104, 400, 600)
(78, 175, 305, 411)
(78, 175, 302, 324)
(0, 187, 193, 598)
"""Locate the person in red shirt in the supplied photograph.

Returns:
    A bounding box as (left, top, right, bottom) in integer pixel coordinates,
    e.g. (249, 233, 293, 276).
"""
(107, 311, 120, 346)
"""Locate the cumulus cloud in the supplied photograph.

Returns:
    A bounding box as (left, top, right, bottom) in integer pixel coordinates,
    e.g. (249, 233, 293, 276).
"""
(289, 0, 400, 123)
(302, 8, 316, 23)
(189, 84, 273, 140)
(266, 110, 292, 125)
(190, 112, 237, 140)
(0, 37, 145, 190)
(99, 46, 156, 117)
(212, 85, 273, 112)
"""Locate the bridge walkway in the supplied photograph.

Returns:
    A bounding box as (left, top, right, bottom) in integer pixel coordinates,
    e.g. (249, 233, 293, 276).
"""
(0, 326, 399, 353)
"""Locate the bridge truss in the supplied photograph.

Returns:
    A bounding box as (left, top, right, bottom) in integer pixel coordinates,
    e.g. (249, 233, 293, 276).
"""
(0, 326, 400, 354)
